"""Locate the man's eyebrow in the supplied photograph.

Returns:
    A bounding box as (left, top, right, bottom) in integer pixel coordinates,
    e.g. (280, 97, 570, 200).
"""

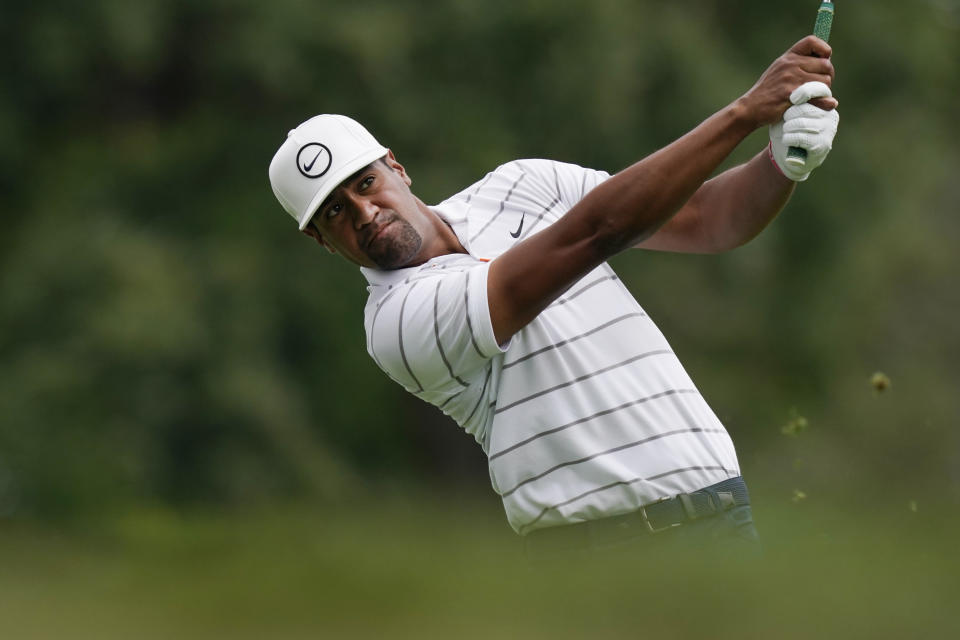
(318, 161, 380, 211)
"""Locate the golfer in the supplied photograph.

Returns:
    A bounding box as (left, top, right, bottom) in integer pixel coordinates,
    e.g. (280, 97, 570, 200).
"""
(268, 37, 839, 556)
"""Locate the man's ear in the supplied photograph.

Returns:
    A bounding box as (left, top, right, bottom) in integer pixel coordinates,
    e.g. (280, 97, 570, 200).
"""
(301, 223, 337, 254)
(383, 149, 412, 187)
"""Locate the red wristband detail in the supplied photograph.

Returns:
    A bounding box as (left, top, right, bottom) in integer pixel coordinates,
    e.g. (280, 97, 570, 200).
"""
(767, 141, 787, 178)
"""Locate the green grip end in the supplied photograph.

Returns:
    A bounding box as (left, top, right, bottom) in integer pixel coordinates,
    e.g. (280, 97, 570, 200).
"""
(787, 1, 835, 170)
(813, 3, 835, 43)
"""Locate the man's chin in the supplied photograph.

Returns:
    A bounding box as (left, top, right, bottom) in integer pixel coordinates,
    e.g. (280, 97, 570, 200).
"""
(369, 224, 423, 270)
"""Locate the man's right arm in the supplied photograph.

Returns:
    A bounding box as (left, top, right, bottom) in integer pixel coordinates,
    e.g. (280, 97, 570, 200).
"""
(487, 36, 835, 345)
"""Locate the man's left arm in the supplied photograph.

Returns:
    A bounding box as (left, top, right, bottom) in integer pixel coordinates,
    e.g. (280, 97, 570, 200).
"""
(638, 82, 839, 254)
(635, 148, 793, 254)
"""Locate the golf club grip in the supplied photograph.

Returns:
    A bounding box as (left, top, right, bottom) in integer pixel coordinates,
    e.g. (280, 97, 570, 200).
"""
(785, 1, 835, 169)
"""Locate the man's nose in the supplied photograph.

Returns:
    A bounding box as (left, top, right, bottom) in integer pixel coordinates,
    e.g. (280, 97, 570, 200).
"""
(350, 197, 379, 229)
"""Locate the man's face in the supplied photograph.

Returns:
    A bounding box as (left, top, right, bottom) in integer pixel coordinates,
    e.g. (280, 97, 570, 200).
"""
(304, 152, 429, 270)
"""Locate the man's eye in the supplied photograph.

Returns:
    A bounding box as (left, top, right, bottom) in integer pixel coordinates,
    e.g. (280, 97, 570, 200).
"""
(360, 176, 375, 190)
(326, 203, 342, 218)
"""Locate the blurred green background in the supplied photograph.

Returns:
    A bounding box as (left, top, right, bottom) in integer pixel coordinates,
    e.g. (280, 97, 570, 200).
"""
(2, 0, 959, 637)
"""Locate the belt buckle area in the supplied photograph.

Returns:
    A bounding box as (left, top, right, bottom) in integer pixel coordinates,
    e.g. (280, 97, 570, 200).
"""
(640, 497, 683, 534)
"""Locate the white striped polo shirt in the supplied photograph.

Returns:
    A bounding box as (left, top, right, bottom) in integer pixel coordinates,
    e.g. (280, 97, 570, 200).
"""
(361, 159, 740, 534)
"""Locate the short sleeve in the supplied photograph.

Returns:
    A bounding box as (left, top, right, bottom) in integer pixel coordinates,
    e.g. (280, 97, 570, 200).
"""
(366, 259, 504, 399)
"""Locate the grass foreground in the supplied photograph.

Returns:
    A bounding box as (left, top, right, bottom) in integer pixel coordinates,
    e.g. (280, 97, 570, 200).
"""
(0, 489, 956, 639)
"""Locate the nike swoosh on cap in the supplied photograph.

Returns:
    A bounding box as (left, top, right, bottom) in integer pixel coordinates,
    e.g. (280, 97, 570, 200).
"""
(303, 149, 324, 171)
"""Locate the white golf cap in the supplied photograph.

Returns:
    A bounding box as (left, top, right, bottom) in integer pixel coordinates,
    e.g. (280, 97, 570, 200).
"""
(268, 114, 389, 230)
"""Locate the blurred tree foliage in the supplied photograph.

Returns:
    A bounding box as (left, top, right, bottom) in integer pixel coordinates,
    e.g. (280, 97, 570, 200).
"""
(1, 0, 958, 517)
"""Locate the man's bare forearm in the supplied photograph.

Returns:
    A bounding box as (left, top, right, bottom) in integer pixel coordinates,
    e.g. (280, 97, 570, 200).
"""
(687, 149, 796, 253)
(566, 100, 758, 258)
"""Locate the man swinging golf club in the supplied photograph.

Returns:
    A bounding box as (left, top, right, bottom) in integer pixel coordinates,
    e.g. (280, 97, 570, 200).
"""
(268, 36, 839, 557)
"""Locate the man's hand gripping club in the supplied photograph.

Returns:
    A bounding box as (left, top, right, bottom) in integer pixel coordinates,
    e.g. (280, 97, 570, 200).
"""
(740, 36, 840, 182)
(769, 81, 840, 181)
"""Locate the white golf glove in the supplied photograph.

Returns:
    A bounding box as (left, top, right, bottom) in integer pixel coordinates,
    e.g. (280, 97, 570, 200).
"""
(769, 81, 840, 182)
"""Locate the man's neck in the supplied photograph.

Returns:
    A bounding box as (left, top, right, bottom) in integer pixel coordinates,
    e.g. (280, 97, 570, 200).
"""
(407, 200, 468, 266)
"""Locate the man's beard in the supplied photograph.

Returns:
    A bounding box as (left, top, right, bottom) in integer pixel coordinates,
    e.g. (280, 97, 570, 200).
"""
(368, 215, 422, 270)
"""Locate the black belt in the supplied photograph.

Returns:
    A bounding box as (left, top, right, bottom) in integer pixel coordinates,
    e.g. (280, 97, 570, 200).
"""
(524, 476, 751, 555)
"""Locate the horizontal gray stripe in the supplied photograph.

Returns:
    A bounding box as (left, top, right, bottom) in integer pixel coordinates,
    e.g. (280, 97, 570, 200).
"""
(439, 393, 458, 411)
(398, 282, 424, 393)
(517, 465, 733, 534)
(502, 312, 646, 370)
(463, 367, 493, 427)
(433, 281, 469, 388)
(466, 172, 495, 204)
(463, 269, 485, 358)
(550, 274, 618, 308)
(494, 349, 672, 415)
(367, 299, 399, 378)
(500, 428, 728, 498)
(488, 388, 699, 461)
(470, 171, 526, 243)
